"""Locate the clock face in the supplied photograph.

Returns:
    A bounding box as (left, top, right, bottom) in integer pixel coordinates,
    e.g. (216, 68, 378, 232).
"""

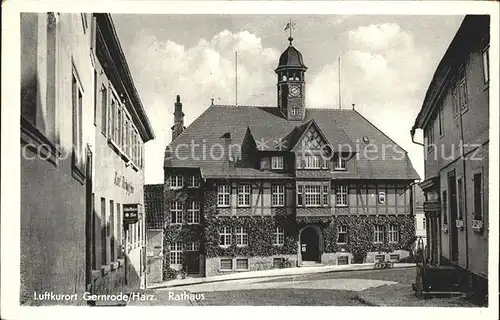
(289, 85, 301, 98)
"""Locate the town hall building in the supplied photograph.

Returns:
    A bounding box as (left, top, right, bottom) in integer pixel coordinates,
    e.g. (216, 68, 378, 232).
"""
(157, 35, 419, 278)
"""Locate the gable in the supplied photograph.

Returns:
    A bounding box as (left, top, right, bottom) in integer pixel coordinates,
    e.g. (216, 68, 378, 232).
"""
(291, 120, 330, 153)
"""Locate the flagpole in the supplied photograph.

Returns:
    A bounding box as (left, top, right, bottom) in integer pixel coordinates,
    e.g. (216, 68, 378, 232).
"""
(235, 51, 238, 107)
(338, 56, 342, 110)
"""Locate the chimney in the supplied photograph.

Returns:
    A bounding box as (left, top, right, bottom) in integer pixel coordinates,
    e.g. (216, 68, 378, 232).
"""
(171, 95, 185, 141)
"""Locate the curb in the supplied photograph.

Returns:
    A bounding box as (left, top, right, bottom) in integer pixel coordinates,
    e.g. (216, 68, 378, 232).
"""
(149, 264, 416, 290)
(354, 295, 378, 306)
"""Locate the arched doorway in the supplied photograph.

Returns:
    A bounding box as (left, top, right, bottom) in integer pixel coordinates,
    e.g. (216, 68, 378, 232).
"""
(300, 226, 321, 262)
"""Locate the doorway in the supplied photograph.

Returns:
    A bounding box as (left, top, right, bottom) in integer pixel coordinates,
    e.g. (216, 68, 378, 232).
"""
(448, 170, 459, 262)
(186, 252, 200, 275)
(300, 226, 320, 262)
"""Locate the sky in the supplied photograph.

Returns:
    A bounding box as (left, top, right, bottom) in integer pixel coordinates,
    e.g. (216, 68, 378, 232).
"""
(111, 14, 465, 184)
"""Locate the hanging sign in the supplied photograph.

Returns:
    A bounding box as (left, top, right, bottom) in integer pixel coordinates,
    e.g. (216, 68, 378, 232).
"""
(123, 203, 140, 224)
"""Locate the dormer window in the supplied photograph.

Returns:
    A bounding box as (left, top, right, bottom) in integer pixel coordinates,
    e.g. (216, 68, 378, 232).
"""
(303, 155, 322, 169)
(188, 175, 200, 188)
(169, 175, 183, 189)
(271, 156, 284, 170)
(334, 156, 346, 171)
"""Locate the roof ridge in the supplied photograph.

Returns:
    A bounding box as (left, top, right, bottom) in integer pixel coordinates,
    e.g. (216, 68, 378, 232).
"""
(353, 109, 408, 154)
(212, 104, 274, 108)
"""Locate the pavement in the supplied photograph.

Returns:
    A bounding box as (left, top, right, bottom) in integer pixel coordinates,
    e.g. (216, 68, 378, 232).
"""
(355, 283, 480, 307)
(147, 262, 415, 289)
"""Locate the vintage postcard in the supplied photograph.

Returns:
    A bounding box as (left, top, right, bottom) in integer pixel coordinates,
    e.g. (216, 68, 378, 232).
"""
(1, 1, 498, 319)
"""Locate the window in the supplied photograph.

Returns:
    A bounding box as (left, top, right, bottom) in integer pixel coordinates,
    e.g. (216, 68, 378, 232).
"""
(271, 156, 284, 169)
(72, 70, 84, 177)
(170, 175, 183, 189)
(438, 103, 444, 136)
(116, 103, 122, 146)
(388, 224, 399, 243)
(188, 175, 200, 188)
(170, 201, 183, 225)
(93, 70, 97, 125)
(273, 226, 284, 246)
(272, 185, 285, 207)
(101, 197, 107, 265)
(304, 155, 322, 169)
(473, 172, 483, 220)
(457, 178, 464, 220)
(334, 156, 346, 170)
(297, 185, 304, 206)
(220, 259, 233, 270)
(482, 37, 490, 83)
(236, 259, 249, 270)
(375, 254, 385, 262)
(187, 201, 200, 224)
(217, 185, 230, 207)
(378, 191, 386, 204)
(337, 256, 349, 265)
(336, 185, 348, 207)
(169, 242, 182, 266)
(322, 157, 329, 169)
(110, 200, 115, 262)
(458, 67, 468, 110)
(117, 203, 122, 258)
(186, 242, 200, 252)
(389, 254, 400, 262)
(452, 84, 459, 117)
(374, 225, 384, 243)
(323, 185, 329, 205)
(219, 227, 231, 247)
(304, 185, 322, 206)
(291, 108, 298, 115)
(425, 123, 434, 153)
(337, 225, 348, 244)
(238, 184, 251, 207)
(109, 97, 116, 139)
(442, 190, 448, 225)
(235, 227, 248, 247)
(101, 85, 107, 135)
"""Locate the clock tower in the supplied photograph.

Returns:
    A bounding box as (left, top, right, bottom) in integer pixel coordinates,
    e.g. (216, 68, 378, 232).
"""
(276, 36, 307, 121)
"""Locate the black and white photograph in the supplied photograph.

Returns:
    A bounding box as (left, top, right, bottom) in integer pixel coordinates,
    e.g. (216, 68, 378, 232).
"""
(1, 0, 498, 318)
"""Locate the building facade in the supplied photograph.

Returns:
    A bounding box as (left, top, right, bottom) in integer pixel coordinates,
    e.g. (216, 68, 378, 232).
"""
(144, 184, 165, 284)
(413, 184, 427, 250)
(411, 15, 489, 300)
(20, 13, 154, 305)
(161, 36, 419, 279)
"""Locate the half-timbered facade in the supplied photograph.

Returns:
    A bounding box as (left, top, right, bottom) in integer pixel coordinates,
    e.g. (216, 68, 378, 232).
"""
(162, 36, 419, 278)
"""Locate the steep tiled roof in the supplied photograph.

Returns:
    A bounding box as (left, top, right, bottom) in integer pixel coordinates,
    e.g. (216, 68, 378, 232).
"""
(164, 105, 420, 180)
(144, 184, 164, 229)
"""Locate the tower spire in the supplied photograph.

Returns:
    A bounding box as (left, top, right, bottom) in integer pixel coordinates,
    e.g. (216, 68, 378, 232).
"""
(285, 18, 295, 46)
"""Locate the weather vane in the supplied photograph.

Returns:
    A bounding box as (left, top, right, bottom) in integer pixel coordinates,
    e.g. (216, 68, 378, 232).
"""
(284, 17, 296, 45)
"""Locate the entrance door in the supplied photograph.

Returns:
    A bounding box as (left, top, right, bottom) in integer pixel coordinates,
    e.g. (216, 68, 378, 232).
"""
(300, 227, 320, 262)
(186, 252, 200, 274)
(448, 170, 459, 262)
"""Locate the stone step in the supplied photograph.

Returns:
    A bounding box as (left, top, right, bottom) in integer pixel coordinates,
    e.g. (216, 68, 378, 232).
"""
(301, 261, 324, 267)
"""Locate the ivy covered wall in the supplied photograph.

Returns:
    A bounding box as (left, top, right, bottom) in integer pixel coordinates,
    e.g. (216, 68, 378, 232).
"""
(162, 174, 416, 279)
